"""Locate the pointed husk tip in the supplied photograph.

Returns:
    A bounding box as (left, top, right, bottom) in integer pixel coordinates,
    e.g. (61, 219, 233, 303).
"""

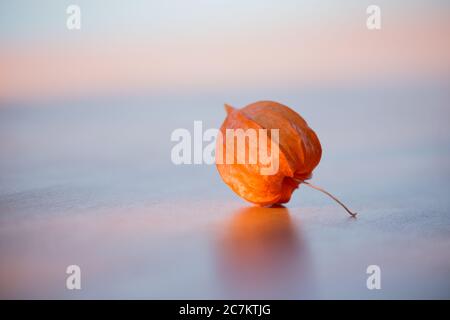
(224, 103, 235, 115)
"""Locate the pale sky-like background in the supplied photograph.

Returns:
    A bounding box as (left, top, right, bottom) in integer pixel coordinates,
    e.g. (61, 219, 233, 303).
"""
(1, 0, 449, 101)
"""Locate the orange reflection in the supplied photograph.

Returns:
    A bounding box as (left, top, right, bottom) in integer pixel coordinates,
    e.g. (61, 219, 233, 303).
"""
(218, 206, 313, 299)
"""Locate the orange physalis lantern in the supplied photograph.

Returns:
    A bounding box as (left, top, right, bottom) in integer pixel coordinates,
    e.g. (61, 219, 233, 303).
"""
(216, 101, 356, 216)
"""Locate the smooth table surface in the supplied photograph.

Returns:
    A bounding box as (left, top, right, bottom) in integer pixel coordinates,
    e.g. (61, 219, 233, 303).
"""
(1, 83, 449, 299)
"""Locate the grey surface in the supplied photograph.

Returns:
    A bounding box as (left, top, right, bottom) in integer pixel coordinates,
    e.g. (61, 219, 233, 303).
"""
(1, 81, 450, 299)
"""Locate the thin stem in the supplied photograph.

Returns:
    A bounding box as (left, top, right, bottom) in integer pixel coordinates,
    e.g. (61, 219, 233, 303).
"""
(298, 180, 357, 217)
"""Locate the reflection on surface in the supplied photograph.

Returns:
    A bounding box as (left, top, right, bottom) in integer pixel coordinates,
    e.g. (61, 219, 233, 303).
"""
(218, 206, 313, 299)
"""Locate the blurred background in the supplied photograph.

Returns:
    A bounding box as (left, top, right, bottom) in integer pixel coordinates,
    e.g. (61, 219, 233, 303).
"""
(0, 0, 449, 299)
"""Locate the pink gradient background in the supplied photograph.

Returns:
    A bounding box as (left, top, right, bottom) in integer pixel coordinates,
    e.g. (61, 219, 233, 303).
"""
(1, 1, 449, 101)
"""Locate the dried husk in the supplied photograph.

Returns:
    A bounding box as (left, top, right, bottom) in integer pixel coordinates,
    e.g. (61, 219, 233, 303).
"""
(216, 101, 322, 206)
